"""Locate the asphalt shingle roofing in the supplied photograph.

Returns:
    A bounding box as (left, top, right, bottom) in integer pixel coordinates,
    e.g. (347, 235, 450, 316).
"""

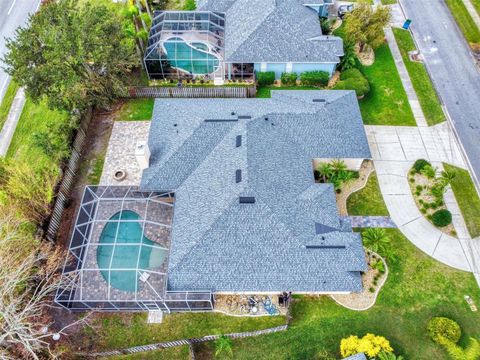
(141, 91, 371, 293)
(197, 0, 343, 63)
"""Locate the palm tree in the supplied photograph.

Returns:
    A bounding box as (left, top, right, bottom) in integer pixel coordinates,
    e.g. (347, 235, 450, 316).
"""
(362, 228, 391, 262)
(330, 159, 348, 173)
(215, 335, 233, 358)
(445, 337, 480, 360)
(440, 169, 456, 186)
(316, 163, 333, 183)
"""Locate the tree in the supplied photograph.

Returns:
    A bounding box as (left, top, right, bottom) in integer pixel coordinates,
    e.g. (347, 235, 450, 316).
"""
(316, 163, 333, 183)
(184, 0, 197, 10)
(344, 2, 391, 53)
(215, 335, 233, 358)
(362, 228, 391, 262)
(2, 0, 138, 113)
(0, 243, 92, 359)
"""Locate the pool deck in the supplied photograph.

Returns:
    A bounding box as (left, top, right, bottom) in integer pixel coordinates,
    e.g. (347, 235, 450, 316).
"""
(76, 196, 173, 302)
(100, 121, 150, 186)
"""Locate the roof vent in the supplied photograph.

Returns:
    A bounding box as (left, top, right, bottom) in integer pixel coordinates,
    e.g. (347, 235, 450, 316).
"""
(238, 115, 251, 119)
(231, 112, 235, 115)
(235, 169, 242, 183)
(264, 117, 269, 121)
(239, 196, 255, 204)
(204, 119, 238, 122)
(312, 99, 326, 103)
(236, 135, 242, 147)
(305, 244, 346, 249)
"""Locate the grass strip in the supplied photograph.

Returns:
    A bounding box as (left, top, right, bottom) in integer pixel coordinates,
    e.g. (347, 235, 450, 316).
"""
(0, 81, 19, 130)
(444, 163, 480, 238)
(392, 27, 445, 125)
(445, 0, 480, 48)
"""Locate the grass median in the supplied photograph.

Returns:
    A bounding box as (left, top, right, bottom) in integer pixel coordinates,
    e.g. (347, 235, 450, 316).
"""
(445, 0, 480, 49)
(444, 163, 480, 238)
(392, 28, 445, 125)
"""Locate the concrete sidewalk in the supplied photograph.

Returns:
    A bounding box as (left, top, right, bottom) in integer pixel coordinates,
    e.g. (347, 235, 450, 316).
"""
(365, 125, 477, 274)
(462, 0, 480, 29)
(0, 87, 25, 156)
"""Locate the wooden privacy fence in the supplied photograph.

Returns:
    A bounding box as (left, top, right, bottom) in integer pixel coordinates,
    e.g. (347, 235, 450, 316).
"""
(46, 108, 93, 242)
(78, 324, 288, 358)
(128, 85, 257, 98)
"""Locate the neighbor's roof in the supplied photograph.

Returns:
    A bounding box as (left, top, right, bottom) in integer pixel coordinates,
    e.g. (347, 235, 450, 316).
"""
(198, 0, 343, 63)
(140, 91, 370, 293)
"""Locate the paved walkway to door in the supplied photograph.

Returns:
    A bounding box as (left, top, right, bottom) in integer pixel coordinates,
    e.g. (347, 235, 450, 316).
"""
(366, 124, 480, 277)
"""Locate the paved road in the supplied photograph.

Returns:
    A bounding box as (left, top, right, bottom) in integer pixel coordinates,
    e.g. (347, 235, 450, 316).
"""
(399, 0, 480, 187)
(0, 0, 40, 103)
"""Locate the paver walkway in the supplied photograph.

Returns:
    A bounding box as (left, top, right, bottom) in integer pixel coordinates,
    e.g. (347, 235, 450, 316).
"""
(348, 216, 396, 228)
(366, 124, 480, 277)
(0, 87, 25, 156)
(384, 26, 428, 127)
(463, 0, 480, 29)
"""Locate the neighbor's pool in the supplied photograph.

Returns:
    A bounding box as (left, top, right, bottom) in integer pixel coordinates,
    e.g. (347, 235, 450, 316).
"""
(97, 210, 167, 292)
(163, 37, 219, 74)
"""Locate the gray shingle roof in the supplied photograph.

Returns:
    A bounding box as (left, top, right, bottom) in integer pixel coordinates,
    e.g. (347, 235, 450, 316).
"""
(141, 90, 371, 293)
(198, 0, 343, 63)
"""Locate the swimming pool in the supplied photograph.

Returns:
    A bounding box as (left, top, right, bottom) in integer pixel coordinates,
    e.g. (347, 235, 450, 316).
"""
(97, 210, 167, 292)
(163, 37, 220, 75)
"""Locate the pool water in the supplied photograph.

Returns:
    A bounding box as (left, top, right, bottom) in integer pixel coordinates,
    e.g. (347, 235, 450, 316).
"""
(97, 210, 167, 292)
(163, 37, 219, 74)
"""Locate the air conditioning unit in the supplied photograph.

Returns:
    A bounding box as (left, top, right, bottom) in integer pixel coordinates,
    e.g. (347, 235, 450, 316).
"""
(135, 141, 150, 170)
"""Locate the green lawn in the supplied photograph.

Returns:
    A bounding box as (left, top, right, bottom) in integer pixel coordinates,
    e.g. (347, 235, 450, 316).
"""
(6, 97, 70, 168)
(196, 229, 480, 359)
(116, 98, 154, 121)
(392, 28, 445, 125)
(444, 163, 480, 238)
(347, 172, 389, 216)
(445, 0, 480, 48)
(256, 85, 319, 98)
(79, 312, 285, 352)
(0, 81, 19, 130)
(359, 44, 416, 126)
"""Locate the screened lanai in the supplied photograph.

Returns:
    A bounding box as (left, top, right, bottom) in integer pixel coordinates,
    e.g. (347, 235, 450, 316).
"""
(55, 186, 213, 312)
(144, 11, 225, 79)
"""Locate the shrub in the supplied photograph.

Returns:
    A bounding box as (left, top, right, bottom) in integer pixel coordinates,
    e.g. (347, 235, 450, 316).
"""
(300, 71, 329, 86)
(320, 17, 331, 35)
(334, 68, 370, 97)
(183, 0, 196, 10)
(280, 72, 297, 86)
(257, 71, 275, 86)
(421, 164, 437, 179)
(413, 159, 431, 173)
(432, 209, 452, 227)
(340, 334, 393, 358)
(427, 317, 461, 345)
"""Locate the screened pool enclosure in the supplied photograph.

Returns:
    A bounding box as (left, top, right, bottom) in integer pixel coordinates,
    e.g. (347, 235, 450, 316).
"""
(144, 11, 225, 79)
(55, 186, 213, 312)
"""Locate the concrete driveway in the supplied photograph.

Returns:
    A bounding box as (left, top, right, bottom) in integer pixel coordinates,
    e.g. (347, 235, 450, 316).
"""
(366, 125, 472, 272)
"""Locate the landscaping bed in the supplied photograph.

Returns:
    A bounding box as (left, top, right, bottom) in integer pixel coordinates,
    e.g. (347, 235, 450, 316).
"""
(392, 27, 445, 125)
(331, 249, 388, 311)
(408, 160, 456, 236)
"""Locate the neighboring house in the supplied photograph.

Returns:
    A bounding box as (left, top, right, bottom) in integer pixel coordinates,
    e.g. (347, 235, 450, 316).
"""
(56, 90, 370, 312)
(144, 0, 343, 82)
